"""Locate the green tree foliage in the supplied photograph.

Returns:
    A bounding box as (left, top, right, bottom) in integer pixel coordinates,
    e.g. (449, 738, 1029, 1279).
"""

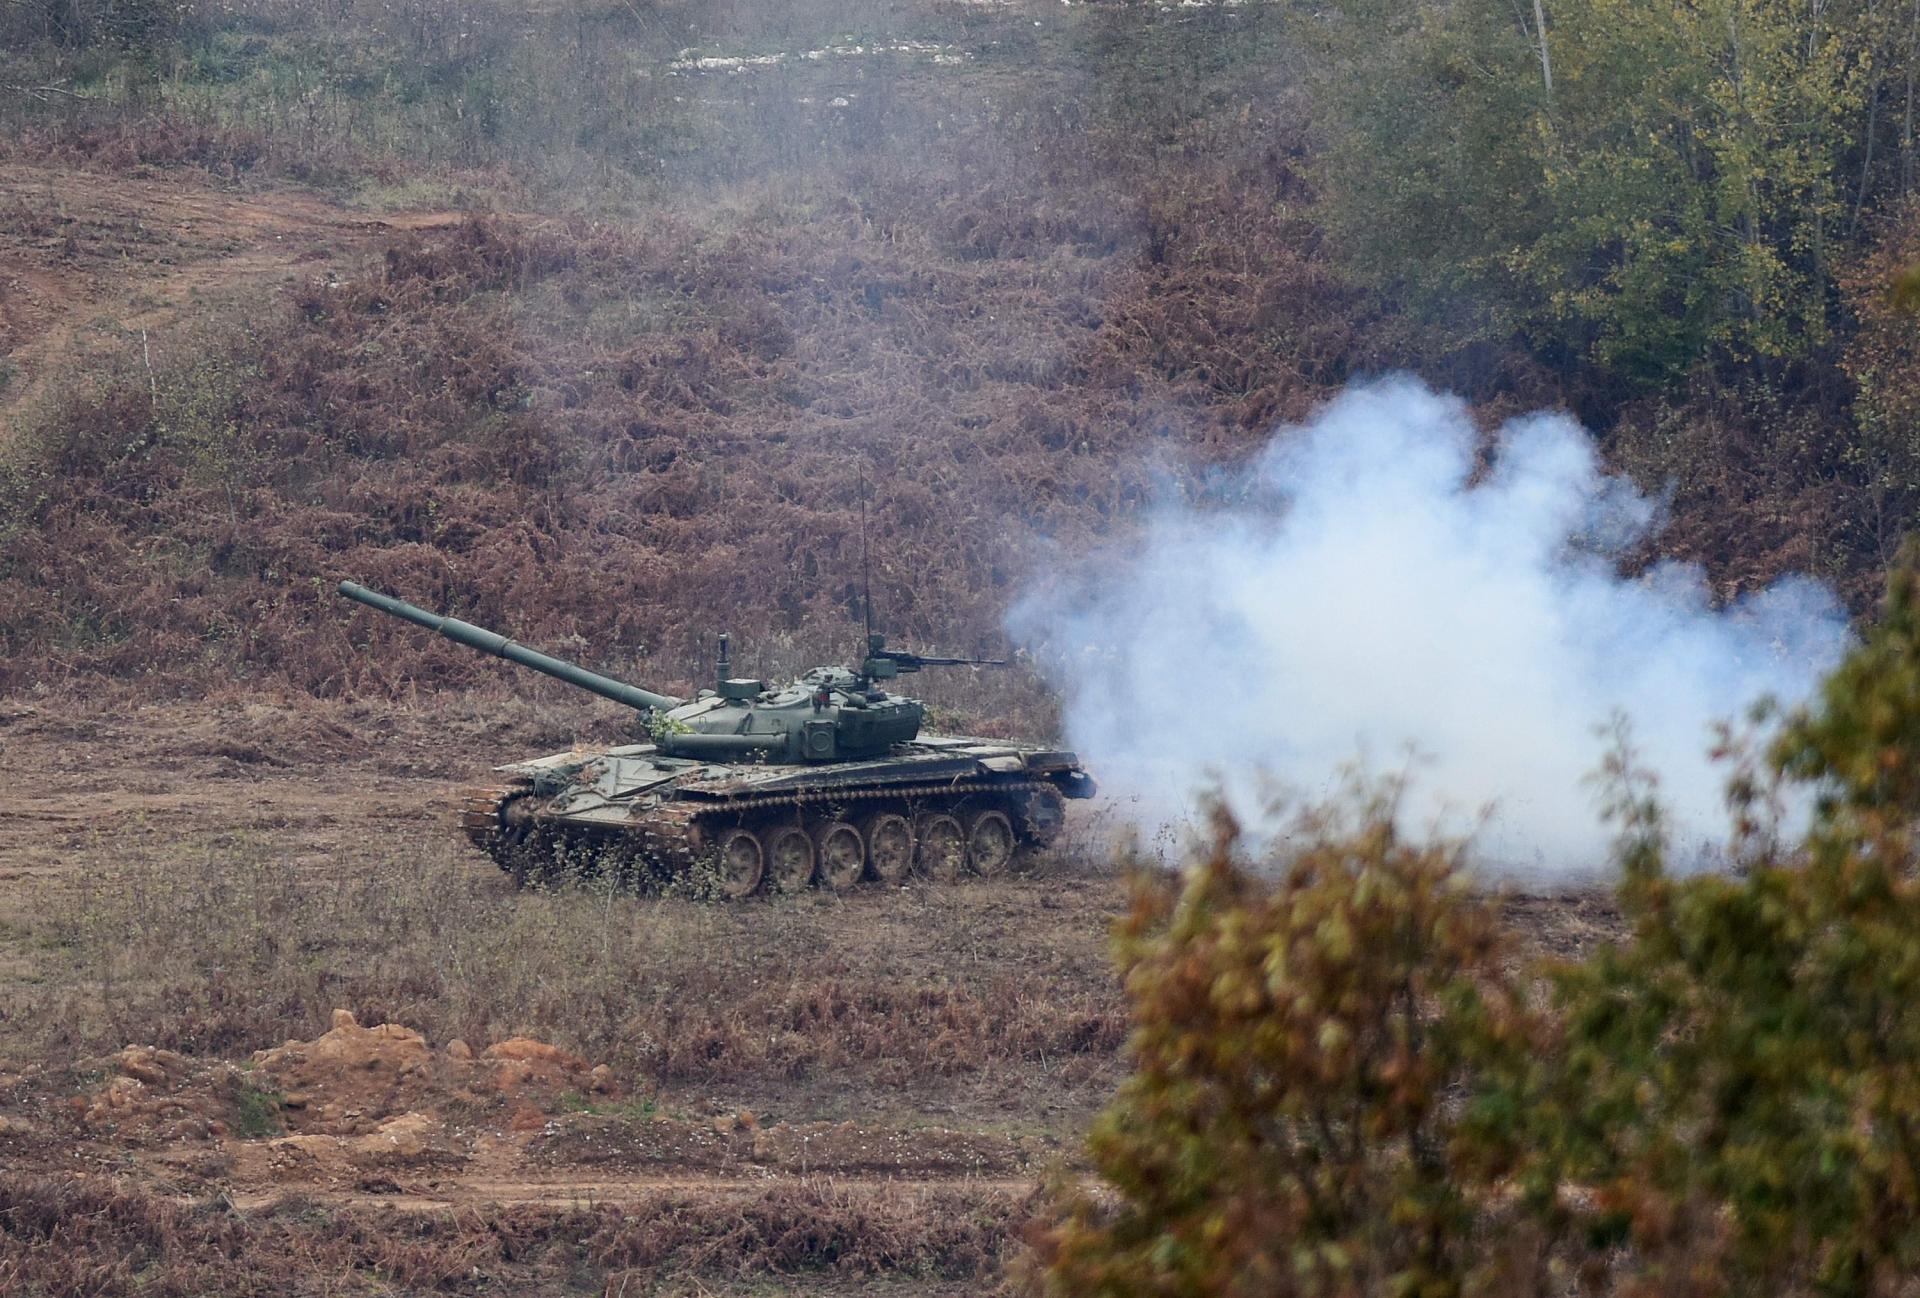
(1309, 0, 1919, 392)
(1028, 794, 1534, 1297)
(1040, 562, 1920, 1296)
(1773, 557, 1920, 819)
(1507, 563, 1920, 1295)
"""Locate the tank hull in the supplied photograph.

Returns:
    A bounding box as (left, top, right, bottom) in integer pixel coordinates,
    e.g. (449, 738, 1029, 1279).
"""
(460, 734, 1096, 896)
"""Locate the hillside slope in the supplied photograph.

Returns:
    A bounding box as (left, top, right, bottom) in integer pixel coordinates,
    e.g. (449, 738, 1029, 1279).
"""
(0, 146, 1359, 719)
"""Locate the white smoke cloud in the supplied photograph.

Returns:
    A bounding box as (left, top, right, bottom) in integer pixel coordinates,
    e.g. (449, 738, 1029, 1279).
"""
(1008, 377, 1852, 873)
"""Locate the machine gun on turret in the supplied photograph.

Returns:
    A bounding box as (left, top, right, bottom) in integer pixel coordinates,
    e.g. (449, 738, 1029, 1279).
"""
(859, 634, 1005, 681)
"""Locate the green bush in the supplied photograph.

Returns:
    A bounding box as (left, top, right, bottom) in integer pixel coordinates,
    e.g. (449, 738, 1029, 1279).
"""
(1029, 792, 1535, 1298)
(229, 1079, 285, 1139)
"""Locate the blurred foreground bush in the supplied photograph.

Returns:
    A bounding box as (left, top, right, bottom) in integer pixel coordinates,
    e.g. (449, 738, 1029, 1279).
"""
(1035, 560, 1920, 1297)
(1028, 791, 1533, 1297)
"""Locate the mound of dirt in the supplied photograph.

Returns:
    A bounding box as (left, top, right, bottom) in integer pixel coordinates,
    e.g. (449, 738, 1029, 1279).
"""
(254, 1010, 435, 1131)
(246, 1110, 461, 1185)
(67, 1010, 618, 1157)
(252, 1009, 618, 1134)
(74, 1045, 242, 1145)
(483, 1036, 605, 1093)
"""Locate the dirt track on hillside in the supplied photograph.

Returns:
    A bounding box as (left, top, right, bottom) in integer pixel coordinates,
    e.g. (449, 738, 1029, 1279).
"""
(0, 163, 471, 425)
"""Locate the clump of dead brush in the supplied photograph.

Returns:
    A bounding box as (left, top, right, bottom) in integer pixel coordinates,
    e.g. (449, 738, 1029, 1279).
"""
(0, 1173, 1024, 1294)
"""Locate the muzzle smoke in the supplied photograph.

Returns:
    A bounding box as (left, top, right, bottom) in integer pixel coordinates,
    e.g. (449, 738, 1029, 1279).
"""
(1008, 378, 1851, 872)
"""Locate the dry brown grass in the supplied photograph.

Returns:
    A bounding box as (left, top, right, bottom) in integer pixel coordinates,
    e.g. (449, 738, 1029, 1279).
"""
(2, 0, 1902, 719)
(0, 694, 1110, 1295)
(0, 115, 1370, 713)
(14, 805, 1131, 1102)
(0, 698, 1633, 1298)
(0, 1173, 1025, 1295)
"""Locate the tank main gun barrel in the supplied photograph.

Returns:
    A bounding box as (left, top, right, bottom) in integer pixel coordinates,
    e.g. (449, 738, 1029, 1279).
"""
(338, 581, 684, 713)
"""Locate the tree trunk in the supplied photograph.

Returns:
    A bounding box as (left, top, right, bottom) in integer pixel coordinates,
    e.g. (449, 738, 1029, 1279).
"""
(1532, 0, 1554, 94)
(1905, 0, 1919, 197)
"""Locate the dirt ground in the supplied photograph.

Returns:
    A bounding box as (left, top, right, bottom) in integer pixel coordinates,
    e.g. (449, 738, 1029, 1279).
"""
(0, 159, 471, 428)
(0, 692, 1621, 1196)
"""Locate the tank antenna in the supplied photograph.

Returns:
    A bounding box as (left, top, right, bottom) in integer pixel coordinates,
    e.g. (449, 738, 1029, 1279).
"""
(861, 494, 875, 646)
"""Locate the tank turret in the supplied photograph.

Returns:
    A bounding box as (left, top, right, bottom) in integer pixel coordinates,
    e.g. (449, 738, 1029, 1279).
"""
(338, 581, 1002, 763)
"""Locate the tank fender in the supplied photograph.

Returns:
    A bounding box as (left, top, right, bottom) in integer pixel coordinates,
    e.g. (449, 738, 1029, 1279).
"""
(1054, 769, 1098, 799)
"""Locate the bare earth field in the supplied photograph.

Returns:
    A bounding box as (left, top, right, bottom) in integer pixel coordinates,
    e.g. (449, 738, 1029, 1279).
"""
(0, 691, 1622, 1294)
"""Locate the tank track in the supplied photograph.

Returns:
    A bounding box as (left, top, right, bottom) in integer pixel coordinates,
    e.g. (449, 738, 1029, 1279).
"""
(460, 784, 524, 847)
(458, 776, 1066, 895)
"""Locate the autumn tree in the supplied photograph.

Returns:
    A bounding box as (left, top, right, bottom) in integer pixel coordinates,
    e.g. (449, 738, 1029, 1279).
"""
(1028, 791, 1536, 1297)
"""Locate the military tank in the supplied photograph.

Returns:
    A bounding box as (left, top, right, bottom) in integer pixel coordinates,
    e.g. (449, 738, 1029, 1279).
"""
(338, 581, 1096, 897)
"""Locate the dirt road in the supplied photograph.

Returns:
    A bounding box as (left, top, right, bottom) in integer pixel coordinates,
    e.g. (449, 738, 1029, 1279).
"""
(0, 162, 471, 426)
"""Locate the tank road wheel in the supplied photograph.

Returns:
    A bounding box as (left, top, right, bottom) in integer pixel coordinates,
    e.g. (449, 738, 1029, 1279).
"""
(713, 827, 765, 899)
(766, 824, 818, 893)
(965, 809, 1017, 877)
(1013, 786, 1067, 850)
(813, 820, 866, 892)
(913, 813, 966, 883)
(861, 812, 915, 885)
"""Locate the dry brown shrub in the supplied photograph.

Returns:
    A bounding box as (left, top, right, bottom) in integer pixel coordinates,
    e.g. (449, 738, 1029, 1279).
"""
(586, 1179, 1026, 1280)
(0, 115, 269, 176)
(1609, 385, 1870, 606)
(0, 154, 1385, 718)
(0, 1173, 1019, 1293)
(0, 1174, 494, 1296)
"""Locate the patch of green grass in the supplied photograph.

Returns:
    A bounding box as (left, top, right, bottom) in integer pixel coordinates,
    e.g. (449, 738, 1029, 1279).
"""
(559, 1090, 658, 1119)
(231, 1081, 286, 1139)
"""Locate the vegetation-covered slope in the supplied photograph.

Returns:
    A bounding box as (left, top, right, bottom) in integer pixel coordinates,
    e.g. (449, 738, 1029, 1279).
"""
(0, 0, 1915, 703)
